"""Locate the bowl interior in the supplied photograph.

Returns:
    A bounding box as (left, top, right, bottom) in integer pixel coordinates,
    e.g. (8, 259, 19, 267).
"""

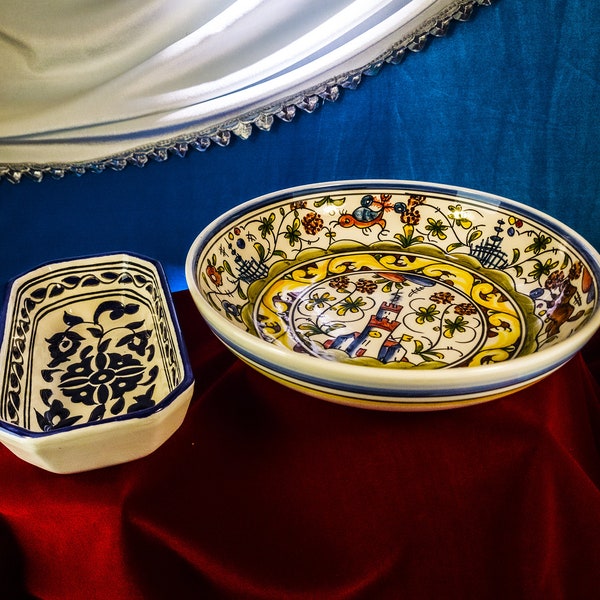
(193, 183, 599, 374)
(0, 254, 189, 434)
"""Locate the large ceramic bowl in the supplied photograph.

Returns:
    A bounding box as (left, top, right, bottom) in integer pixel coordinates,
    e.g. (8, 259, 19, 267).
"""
(186, 181, 600, 410)
(0, 253, 194, 473)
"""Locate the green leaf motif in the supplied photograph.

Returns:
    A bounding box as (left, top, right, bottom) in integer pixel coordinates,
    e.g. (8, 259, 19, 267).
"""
(314, 195, 346, 207)
(223, 260, 233, 276)
(258, 213, 276, 238)
(467, 229, 483, 244)
(446, 242, 464, 253)
(254, 242, 266, 260)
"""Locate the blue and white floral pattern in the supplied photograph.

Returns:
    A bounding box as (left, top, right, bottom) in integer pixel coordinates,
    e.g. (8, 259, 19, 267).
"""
(0, 255, 186, 434)
(37, 300, 157, 431)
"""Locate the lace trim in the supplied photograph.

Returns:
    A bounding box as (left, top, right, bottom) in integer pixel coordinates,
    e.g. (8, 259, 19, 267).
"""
(0, 0, 493, 184)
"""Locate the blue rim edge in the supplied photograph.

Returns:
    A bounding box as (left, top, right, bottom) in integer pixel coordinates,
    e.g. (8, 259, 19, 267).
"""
(210, 327, 573, 400)
(0, 251, 195, 438)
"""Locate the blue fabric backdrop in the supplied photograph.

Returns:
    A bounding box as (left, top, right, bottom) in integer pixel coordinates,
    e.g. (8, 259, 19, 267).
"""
(1, 0, 598, 300)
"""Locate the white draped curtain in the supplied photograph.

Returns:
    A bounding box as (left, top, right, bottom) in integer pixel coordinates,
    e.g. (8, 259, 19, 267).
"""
(0, 0, 482, 170)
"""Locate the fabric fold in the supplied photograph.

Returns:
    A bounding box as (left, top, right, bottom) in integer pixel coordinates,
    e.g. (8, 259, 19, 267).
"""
(0, 0, 484, 168)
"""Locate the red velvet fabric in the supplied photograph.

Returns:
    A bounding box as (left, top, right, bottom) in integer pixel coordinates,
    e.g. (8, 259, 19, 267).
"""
(1, 290, 599, 600)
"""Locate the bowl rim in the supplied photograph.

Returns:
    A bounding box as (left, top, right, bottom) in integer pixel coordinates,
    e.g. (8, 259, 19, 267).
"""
(0, 251, 194, 437)
(186, 179, 600, 398)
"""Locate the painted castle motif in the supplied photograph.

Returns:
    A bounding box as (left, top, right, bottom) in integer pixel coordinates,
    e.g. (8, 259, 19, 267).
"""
(323, 300, 409, 363)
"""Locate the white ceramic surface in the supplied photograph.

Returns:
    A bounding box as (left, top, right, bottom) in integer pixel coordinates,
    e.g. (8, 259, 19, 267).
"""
(186, 180, 600, 410)
(0, 253, 194, 473)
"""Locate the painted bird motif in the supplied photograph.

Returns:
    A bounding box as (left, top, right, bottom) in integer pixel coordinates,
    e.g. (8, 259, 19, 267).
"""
(338, 194, 406, 231)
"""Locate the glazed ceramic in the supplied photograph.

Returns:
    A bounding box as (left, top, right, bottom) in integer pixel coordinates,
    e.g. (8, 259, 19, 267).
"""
(186, 181, 600, 410)
(0, 253, 194, 473)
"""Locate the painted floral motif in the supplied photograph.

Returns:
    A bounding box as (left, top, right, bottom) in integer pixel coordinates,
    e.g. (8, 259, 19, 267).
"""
(0, 257, 188, 435)
(254, 253, 524, 368)
(36, 300, 157, 431)
(199, 188, 597, 369)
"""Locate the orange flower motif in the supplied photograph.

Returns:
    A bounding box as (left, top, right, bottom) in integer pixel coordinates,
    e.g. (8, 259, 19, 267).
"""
(206, 264, 223, 286)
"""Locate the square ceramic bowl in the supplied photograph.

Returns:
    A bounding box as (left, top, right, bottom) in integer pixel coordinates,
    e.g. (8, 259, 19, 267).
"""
(186, 180, 600, 411)
(0, 253, 194, 473)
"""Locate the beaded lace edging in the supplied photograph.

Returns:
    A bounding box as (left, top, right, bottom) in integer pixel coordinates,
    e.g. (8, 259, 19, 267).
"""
(0, 0, 493, 184)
